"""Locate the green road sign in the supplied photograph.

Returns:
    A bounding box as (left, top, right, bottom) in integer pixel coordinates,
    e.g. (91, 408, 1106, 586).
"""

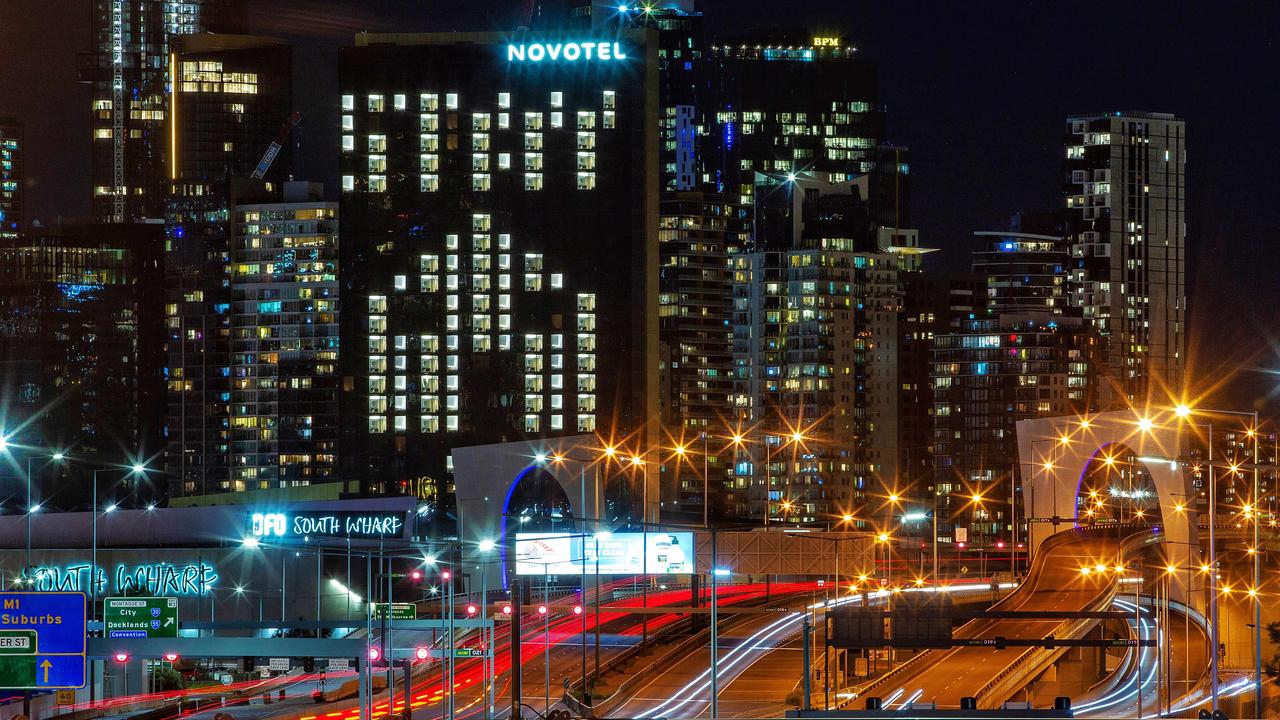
(371, 603, 415, 621)
(104, 597, 179, 638)
(0, 631, 36, 656)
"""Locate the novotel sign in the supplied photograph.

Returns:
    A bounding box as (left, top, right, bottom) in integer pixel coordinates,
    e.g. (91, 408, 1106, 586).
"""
(507, 41, 628, 62)
(249, 511, 406, 540)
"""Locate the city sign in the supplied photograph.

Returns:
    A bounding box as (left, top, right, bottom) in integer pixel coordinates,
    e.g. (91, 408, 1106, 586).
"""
(371, 603, 415, 621)
(248, 511, 406, 540)
(515, 532, 695, 575)
(812, 36, 841, 47)
(103, 597, 178, 638)
(0, 592, 86, 689)
(29, 562, 217, 597)
(506, 42, 628, 63)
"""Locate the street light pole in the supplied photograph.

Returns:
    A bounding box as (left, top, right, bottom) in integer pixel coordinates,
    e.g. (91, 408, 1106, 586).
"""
(1207, 424, 1220, 713)
(1251, 412, 1262, 714)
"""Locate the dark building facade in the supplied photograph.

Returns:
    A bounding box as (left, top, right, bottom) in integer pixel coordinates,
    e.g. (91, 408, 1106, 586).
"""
(82, 0, 248, 222)
(931, 313, 1098, 544)
(227, 183, 339, 492)
(894, 273, 981, 506)
(0, 223, 165, 510)
(163, 37, 293, 498)
(0, 116, 20, 238)
(730, 172, 921, 523)
(338, 32, 659, 510)
(657, 191, 746, 515)
(972, 230, 1069, 315)
(1063, 112, 1185, 407)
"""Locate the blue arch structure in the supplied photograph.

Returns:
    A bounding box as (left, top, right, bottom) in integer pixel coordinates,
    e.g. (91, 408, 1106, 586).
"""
(452, 435, 604, 589)
(1016, 411, 1197, 602)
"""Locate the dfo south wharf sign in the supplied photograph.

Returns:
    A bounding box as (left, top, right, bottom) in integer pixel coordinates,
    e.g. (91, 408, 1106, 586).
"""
(506, 41, 628, 62)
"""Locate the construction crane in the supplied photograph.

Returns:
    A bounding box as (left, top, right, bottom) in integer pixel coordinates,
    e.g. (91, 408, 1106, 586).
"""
(250, 111, 301, 180)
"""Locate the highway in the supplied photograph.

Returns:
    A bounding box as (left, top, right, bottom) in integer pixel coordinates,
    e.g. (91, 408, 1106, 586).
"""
(594, 584, 1018, 719)
(860, 526, 1146, 709)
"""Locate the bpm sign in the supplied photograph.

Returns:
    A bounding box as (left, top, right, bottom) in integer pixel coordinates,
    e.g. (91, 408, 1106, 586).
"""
(507, 41, 628, 62)
(248, 511, 406, 540)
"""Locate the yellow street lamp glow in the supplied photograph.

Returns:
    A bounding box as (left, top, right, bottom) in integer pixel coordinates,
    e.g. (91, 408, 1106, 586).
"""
(1079, 419, 1091, 429)
(841, 513, 853, 523)
(630, 455, 644, 466)
(730, 433, 745, 445)
(673, 445, 687, 457)
(1137, 416, 1154, 432)
(1246, 428, 1256, 438)
(1221, 585, 1233, 595)
(1174, 404, 1192, 418)
(1247, 546, 1257, 555)
(1229, 464, 1240, 474)
(1043, 461, 1054, 471)
(848, 584, 858, 593)
(790, 430, 805, 444)
(1174, 502, 1185, 513)
(1095, 563, 1108, 574)
(1248, 588, 1259, 598)
(914, 577, 925, 587)
(1085, 509, 1095, 517)
(602, 446, 617, 458)
(1103, 456, 1115, 466)
(1059, 434, 1071, 445)
(877, 532, 889, 543)
(1079, 566, 1092, 576)
(1165, 564, 1178, 574)
(858, 573, 869, 583)
(1113, 565, 1124, 573)
(971, 493, 983, 504)
(1089, 489, 1099, 498)
(888, 493, 900, 504)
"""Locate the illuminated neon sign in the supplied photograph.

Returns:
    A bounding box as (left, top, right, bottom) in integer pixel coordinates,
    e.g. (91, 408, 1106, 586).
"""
(812, 36, 841, 47)
(506, 42, 628, 62)
(29, 563, 218, 596)
(249, 511, 405, 539)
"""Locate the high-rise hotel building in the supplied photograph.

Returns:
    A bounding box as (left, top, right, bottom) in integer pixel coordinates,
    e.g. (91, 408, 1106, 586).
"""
(1064, 112, 1185, 406)
(338, 33, 659, 500)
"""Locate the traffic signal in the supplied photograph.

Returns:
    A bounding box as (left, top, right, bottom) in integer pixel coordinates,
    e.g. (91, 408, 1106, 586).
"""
(572, 605, 583, 615)
(303, 657, 315, 673)
(466, 603, 478, 616)
(415, 647, 430, 661)
(114, 653, 129, 663)
(502, 604, 513, 615)
(164, 653, 179, 662)
(410, 569, 423, 581)
(243, 656, 255, 673)
(368, 647, 381, 662)
(537, 604, 548, 615)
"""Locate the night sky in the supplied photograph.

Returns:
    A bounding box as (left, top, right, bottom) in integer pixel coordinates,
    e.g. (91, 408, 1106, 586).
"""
(2, 0, 1277, 410)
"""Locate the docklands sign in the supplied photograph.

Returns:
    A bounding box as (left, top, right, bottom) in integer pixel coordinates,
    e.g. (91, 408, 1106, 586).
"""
(507, 41, 628, 62)
(248, 510, 406, 540)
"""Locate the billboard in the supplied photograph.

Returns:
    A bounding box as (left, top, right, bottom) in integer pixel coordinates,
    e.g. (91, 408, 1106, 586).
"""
(514, 532, 695, 575)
